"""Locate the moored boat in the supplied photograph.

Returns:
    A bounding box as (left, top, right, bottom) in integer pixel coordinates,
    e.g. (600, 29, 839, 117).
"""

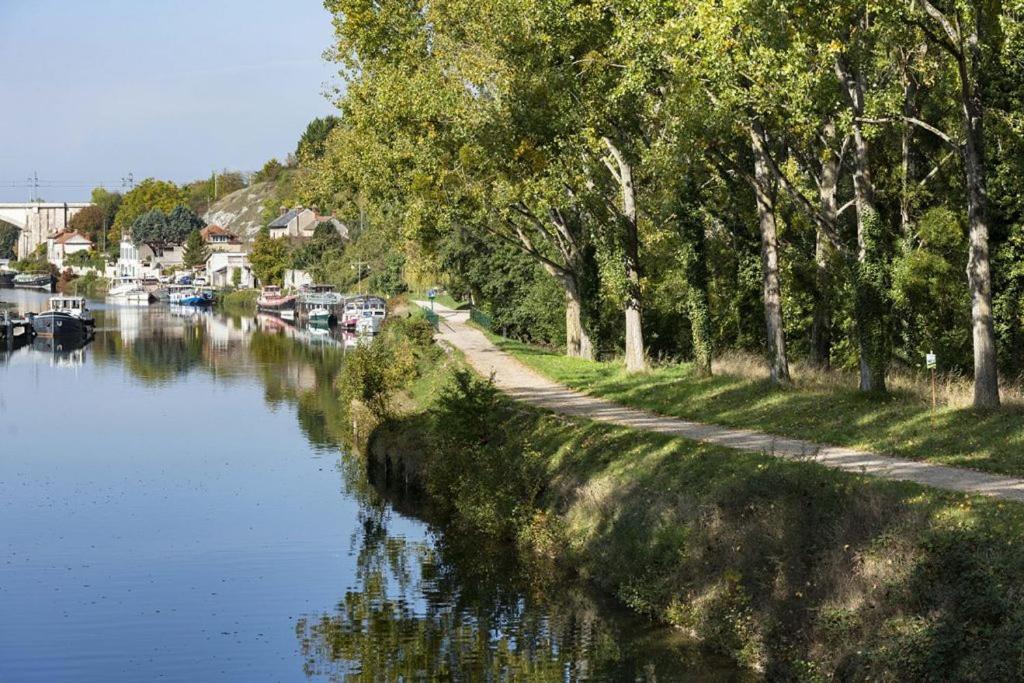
(341, 295, 386, 329)
(169, 286, 214, 307)
(0, 269, 16, 287)
(299, 284, 343, 324)
(14, 272, 55, 291)
(257, 286, 298, 316)
(107, 279, 153, 305)
(31, 295, 94, 338)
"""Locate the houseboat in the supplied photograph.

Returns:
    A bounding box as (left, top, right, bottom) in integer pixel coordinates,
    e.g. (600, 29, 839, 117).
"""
(299, 284, 343, 324)
(341, 296, 387, 329)
(13, 272, 55, 291)
(31, 295, 94, 338)
(257, 286, 298, 316)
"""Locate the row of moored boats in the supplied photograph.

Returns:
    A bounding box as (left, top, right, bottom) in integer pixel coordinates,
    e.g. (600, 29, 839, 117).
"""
(257, 284, 386, 333)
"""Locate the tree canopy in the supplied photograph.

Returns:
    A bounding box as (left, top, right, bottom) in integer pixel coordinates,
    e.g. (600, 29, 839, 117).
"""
(300, 0, 1024, 409)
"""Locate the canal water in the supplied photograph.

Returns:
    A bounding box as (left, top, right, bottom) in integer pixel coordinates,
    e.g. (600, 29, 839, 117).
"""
(0, 290, 744, 681)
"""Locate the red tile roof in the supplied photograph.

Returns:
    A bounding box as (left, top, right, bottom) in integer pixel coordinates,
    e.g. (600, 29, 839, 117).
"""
(53, 230, 92, 245)
(200, 225, 239, 241)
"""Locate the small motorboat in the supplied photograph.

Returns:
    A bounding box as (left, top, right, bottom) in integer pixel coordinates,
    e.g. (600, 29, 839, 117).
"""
(14, 272, 55, 291)
(31, 295, 95, 338)
(257, 286, 298, 316)
(307, 306, 332, 324)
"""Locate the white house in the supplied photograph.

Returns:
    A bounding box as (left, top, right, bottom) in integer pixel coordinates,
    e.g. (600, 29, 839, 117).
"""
(47, 231, 93, 269)
(283, 268, 313, 289)
(115, 240, 185, 278)
(206, 251, 254, 289)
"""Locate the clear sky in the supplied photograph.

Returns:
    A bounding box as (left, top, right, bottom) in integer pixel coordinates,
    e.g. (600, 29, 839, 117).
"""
(0, 0, 340, 202)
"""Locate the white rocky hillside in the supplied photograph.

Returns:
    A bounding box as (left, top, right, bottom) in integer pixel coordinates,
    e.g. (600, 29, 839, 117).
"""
(202, 181, 277, 240)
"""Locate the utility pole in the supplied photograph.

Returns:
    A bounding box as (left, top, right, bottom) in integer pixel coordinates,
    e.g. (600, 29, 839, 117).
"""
(27, 171, 39, 202)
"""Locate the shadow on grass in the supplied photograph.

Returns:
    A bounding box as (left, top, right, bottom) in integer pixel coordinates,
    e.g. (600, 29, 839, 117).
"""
(519, 405, 1024, 679)
(495, 338, 1024, 476)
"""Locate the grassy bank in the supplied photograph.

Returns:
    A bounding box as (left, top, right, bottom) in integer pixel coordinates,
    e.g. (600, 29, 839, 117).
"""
(355, 324, 1024, 679)
(217, 288, 259, 314)
(484, 334, 1024, 477)
(60, 272, 109, 298)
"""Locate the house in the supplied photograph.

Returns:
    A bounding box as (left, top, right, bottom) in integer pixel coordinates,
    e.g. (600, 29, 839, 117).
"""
(267, 207, 349, 240)
(268, 207, 317, 239)
(47, 231, 93, 268)
(115, 240, 185, 279)
(201, 224, 242, 252)
(283, 268, 313, 289)
(206, 251, 254, 289)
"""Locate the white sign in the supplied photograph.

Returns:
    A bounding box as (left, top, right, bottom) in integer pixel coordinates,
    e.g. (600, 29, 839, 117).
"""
(926, 352, 936, 370)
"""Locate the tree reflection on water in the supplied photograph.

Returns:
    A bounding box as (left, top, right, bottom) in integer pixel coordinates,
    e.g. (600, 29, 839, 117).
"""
(92, 306, 742, 681)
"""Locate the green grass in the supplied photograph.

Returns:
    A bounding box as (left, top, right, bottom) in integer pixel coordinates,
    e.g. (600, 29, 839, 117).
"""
(370, 350, 1024, 678)
(486, 334, 1024, 477)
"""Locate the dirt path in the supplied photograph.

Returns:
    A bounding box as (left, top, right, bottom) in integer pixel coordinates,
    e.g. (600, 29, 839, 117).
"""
(415, 301, 1024, 503)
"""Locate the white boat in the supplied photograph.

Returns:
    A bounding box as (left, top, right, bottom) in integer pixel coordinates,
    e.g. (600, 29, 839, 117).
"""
(355, 310, 383, 336)
(107, 279, 152, 305)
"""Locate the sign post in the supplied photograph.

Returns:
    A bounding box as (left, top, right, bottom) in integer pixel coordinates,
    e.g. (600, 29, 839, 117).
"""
(926, 351, 937, 425)
(427, 288, 437, 312)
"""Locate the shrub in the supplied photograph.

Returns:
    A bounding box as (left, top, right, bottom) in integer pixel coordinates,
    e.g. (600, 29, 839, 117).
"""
(425, 369, 545, 538)
(338, 328, 417, 419)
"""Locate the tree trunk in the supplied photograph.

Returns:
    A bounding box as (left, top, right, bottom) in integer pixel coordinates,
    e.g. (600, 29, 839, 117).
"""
(750, 126, 790, 385)
(900, 52, 919, 237)
(959, 56, 1000, 408)
(837, 58, 889, 393)
(563, 275, 595, 360)
(603, 137, 647, 372)
(810, 123, 841, 369)
(810, 231, 833, 370)
(912, 0, 1000, 408)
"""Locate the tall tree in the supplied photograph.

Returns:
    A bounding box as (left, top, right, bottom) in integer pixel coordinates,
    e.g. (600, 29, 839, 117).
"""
(182, 229, 210, 269)
(910, 0, 1003, 408)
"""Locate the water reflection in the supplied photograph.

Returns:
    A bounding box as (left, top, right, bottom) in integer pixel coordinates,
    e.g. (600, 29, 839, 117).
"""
(0, 291, 741, 681)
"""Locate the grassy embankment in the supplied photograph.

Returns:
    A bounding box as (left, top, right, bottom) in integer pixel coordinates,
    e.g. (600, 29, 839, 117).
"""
(353, 316, 1024, 679)
(217, 288, 259, 314)
(483, 333, 1024, 476)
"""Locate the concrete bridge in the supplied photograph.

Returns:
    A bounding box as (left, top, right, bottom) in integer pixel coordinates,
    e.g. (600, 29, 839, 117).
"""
(0, 202, 93, 259)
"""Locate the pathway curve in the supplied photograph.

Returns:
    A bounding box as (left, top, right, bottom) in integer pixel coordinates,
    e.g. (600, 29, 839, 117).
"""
(415, 301, 1024, 503)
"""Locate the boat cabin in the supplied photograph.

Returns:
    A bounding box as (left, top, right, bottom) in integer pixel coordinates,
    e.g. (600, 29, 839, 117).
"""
(48, 296, 89, 315)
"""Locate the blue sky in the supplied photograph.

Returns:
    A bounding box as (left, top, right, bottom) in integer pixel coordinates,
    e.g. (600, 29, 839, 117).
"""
(0, 0, 340, 202)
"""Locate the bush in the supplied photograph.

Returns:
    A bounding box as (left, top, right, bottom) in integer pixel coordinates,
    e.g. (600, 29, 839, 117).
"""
(425, 369, 545, 538)
(338, 326, 418, 419)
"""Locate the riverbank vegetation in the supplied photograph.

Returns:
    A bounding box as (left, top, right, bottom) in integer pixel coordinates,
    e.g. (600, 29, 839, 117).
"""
(217, 288, 259, 313)
(351, 319, 1024, 678)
